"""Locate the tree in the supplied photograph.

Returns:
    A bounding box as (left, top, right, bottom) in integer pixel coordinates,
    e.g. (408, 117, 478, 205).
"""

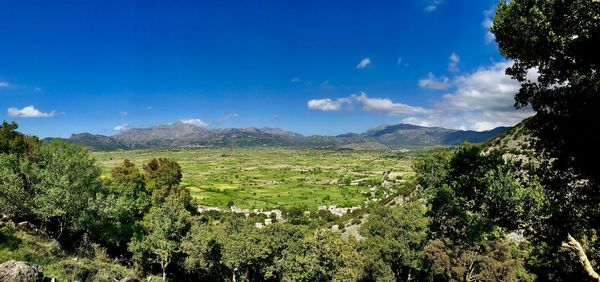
(28, 141, 103, 243)
(413, 144, 546, 279)
(0, 154, 34, 219)
(414, 144, 546, 242)
(279, 230, 364, 281)
(493, 1, 600, 278)
(423, 237, 534, 282)
(129, 195, 192, 281)
(181, 220, 228, 280)
(109, 159, 151, 216)
(359, 200, 430, 281)
(143, 158, 182, 190)
(0, 121, 40, 158)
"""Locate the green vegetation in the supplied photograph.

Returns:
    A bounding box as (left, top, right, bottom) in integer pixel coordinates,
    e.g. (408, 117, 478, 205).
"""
(2, 1, 600, 280)
(93, 148, 414, 209)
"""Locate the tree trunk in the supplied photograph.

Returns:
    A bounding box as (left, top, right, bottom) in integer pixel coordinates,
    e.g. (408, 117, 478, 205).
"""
(159, 255, 169, 281)
(562, 234, 600, 282)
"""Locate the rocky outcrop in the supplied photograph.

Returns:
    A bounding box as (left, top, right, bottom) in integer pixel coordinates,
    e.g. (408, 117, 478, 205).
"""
(0, 260, 45, 282)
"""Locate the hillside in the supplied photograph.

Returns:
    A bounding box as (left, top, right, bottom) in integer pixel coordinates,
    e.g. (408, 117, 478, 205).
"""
(47, 122, 510, 150)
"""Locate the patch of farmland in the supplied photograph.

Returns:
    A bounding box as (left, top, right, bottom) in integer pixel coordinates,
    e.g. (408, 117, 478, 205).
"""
(92, 148, 415, 209)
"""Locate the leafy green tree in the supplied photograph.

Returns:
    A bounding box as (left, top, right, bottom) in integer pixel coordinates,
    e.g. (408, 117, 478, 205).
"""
(493, 1, 600, 278)
(143, 158, 182, 190)
(414, 144, 546, 279)
(27, 141, 103, 243)
(86, 160, 152, 251)
(415, 144, 546, 242)
(279, 230, 364, 281)
(219, 224, 269, 281)
(110, 159, 151, 216)
(255, 223, 309, 280)
(181, 220, 228, 280)
(423, 237, 534, 281)
(0, 121, 40, 158)
(142, 158, 195, 212)
(0, 154, 34, 219)
(129, 195, 192, 281)
(359, 200, 430, 281)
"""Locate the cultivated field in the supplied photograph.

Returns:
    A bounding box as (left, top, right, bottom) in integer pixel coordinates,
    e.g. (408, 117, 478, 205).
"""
(92, 148, 415, 209)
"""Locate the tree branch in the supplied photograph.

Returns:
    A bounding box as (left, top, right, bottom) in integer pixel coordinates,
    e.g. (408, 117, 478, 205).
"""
(561, 233, 600, 281)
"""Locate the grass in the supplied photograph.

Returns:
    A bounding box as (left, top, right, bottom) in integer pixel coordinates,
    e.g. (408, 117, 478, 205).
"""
(92, 148, 415, 209)
(0, 223, 150, 281)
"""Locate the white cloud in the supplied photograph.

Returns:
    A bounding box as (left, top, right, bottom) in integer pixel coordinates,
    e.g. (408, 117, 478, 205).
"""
(307, 98, 352, 111)
(308, 92, 429, 115)
(119, 111, 128, 116)
(405, 61, 536, 130)
(7, 105, 55, 118)
(354, 92, 431, 115)
(0, 82, 8, 88)
(216, 113, 239, 124)
(146, 106, 153, 110)
(397, 57, 403, 64)
(291, 77, 301, 83)
(308, 61, 536, 131)
(181, 118, 208, 127)
(448, 52, 460, 72)
(356, 58, 371, 69)
(418, 72, 452, 90)
(114, 123, 129, 131)
(440, 61, 528, 111)
(482, 9, 495, 43)
(424, 0, 443, 12)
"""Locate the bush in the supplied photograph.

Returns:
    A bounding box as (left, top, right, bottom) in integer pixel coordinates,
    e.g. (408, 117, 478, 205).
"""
(46, 258, 137, 282)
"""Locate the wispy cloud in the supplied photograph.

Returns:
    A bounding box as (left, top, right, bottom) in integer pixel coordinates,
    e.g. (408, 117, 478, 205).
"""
(448, 52, 460, 72)
(180, 118, 208, 127)
(354, 92, 431, 115)
(405, 61, 536, 130)
(482, 9, 495, 43)
(320, 80, 334, 90)
(7, 105, 56, 118)
(0, 82, 8, 88)
(114, 123, 128, 131)
(424, 0, 444, 12)
(215, 113, 239, 125)
(291, 77, 301, 83)
(418, 72, 452, 90)
(119, 111, 128, 116)
(308, 92, 429, 115)
(356, 58, 371, 69)
(308, 61, 536, 131)
(307, 98, 352, 111)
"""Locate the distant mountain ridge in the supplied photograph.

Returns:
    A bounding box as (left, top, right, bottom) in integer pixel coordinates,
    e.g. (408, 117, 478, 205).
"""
(46, 122, 510, 150)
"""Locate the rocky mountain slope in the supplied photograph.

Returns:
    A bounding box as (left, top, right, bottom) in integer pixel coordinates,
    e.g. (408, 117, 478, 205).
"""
(46, 122, 510, 150)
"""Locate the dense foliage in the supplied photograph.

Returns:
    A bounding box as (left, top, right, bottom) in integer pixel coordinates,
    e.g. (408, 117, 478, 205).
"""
(0, 121, 430, 281)
(493, 0, 600, 280)
(2, 0, 600, 280)
(4, 119, 576, 281)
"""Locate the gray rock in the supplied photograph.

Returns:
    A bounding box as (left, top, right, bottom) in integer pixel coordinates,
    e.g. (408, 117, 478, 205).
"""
(0, 260, 44, 282)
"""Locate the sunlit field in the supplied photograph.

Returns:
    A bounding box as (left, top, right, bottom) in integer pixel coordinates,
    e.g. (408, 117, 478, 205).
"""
(93, 148, 415, 209)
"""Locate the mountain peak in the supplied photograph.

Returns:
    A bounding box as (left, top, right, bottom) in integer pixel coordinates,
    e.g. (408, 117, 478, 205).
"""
(49, 122, 511, 150)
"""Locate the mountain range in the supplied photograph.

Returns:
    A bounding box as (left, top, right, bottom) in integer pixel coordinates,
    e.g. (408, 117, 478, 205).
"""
(45, 122, 510, 150)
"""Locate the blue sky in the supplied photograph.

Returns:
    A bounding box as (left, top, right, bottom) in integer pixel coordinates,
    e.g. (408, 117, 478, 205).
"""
(0, 0, 533, 138)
